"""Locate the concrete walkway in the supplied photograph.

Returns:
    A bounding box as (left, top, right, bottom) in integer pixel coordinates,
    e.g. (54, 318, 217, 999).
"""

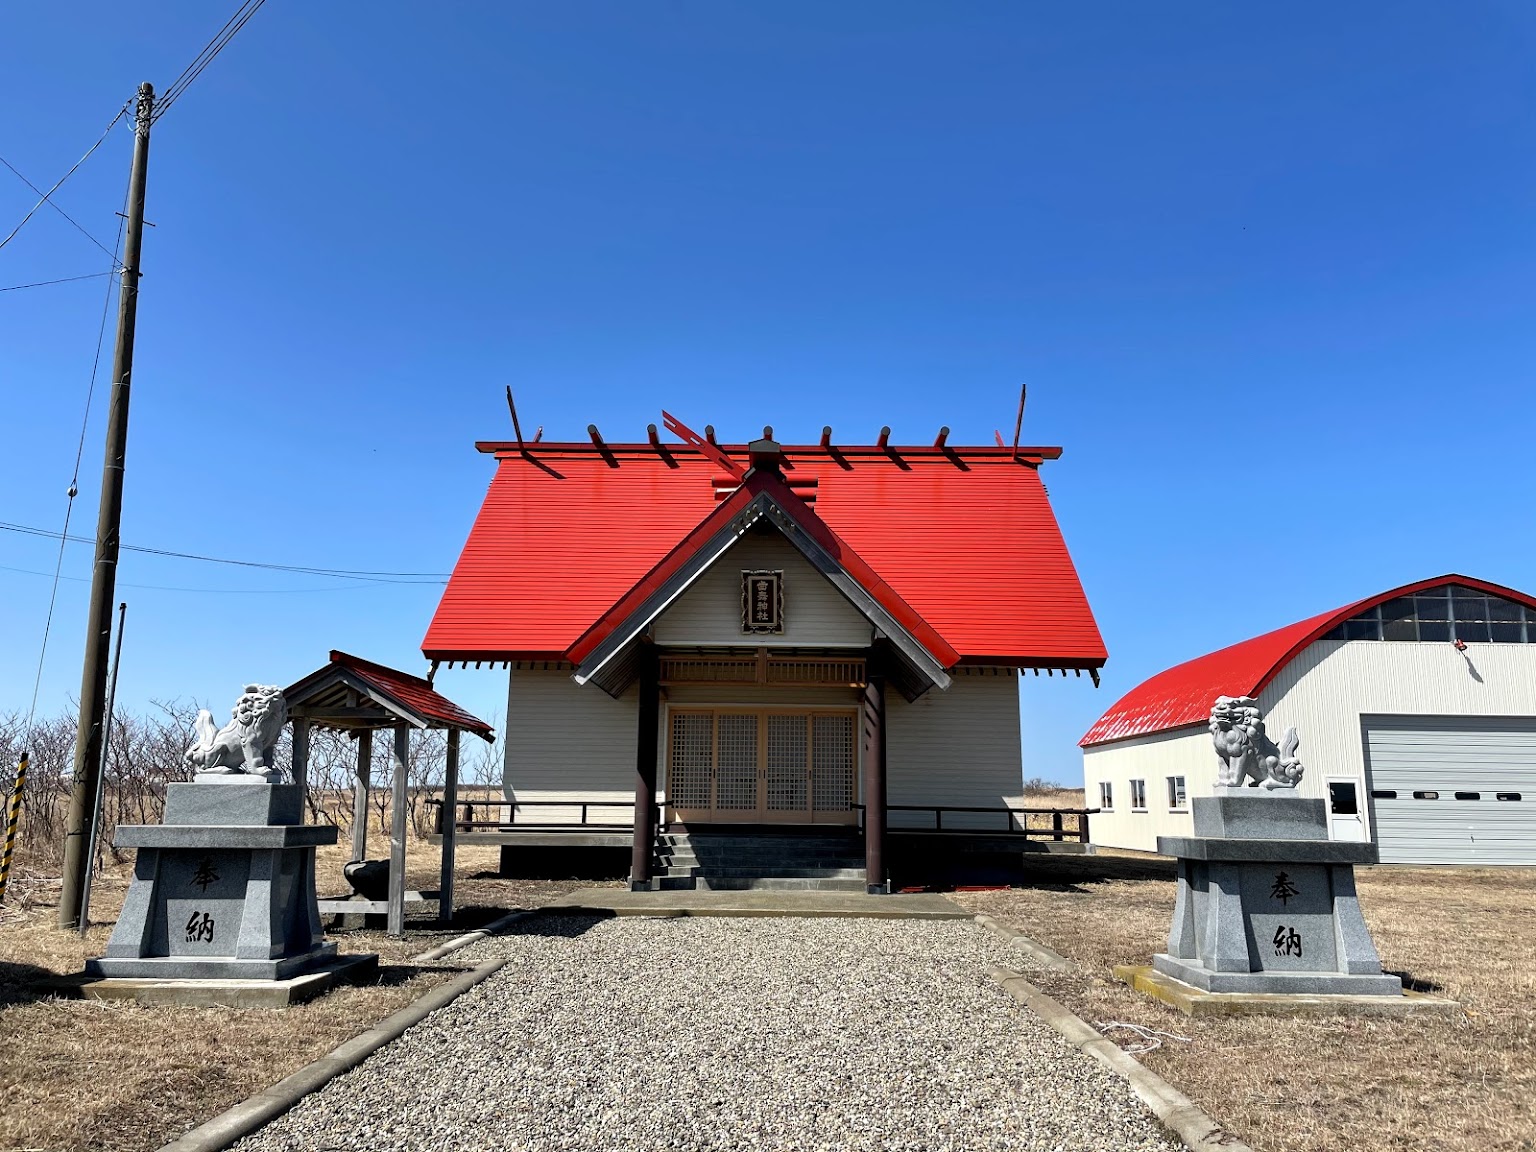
(544, 886, 973, 919)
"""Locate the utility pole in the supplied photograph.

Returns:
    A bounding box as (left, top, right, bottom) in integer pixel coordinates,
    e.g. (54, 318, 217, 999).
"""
(59, 83, 154, 928)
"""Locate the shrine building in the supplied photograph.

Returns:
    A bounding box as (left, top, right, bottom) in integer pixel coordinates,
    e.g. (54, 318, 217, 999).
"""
(423, 413, 1106, 892)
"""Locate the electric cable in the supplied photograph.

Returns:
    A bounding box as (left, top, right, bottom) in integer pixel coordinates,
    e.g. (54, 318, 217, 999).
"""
(0, 564, 433, 595)
(0, 104, 129, 259)
(0, 271, 115, 293)
(152, 0, 269, 124)
(19, 180, 128, 754)
(0, 522, 452, 583)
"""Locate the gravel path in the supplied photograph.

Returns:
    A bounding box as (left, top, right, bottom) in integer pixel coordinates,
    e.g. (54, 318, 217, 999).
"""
(234, 915, 1181, 1152)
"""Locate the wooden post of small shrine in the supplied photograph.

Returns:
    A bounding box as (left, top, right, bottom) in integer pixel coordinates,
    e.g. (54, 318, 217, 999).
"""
(439, 727, 459, 924)
(290, 716, 311, 818)
(352, 729, 372, 862)
(387, 723, 409, 936)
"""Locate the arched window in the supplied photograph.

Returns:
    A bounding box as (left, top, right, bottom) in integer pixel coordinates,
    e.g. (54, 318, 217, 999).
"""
(1324, 584, 1536, 644)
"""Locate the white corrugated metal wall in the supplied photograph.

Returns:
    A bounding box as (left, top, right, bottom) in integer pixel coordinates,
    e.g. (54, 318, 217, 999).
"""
(1362, 717, 1536, 865)
(1081, 728, 1206, 851)
(1084, 638, 1536, 860)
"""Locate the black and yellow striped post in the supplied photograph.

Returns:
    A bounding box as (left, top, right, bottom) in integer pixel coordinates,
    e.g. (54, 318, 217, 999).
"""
(0, 753, 29, 905)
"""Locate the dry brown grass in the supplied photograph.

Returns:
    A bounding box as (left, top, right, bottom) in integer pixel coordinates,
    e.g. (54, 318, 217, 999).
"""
(953, 854, 1536, 1152)
(0, 837, 616, 1152)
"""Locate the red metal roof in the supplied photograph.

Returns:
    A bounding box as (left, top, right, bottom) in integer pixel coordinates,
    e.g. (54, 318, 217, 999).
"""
(1079, 574, 1536, 748)
(423, 439, 1106, 668)
(321, 650, 494, 738)
(566, 466, 961, 672)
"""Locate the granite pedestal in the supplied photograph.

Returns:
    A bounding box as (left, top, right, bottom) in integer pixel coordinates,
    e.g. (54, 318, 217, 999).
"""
(1153, 791, 1403, 997)
(86, 783, 339, 981)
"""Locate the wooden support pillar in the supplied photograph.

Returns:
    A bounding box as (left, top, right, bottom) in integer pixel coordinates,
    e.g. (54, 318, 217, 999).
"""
(630, 644, 660, 891)
(351, 729, 372, 862)
(439, 727, 460, 925)
(387, 723, 409, 936)
(290, 716, 310, 819)
(862, 673, 888, 894)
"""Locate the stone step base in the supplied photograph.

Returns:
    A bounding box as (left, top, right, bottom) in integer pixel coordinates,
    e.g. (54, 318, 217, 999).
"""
(1116, 964, 1460, 1019)
(652, 830, 866, 892)
(697, 876, 868, 892)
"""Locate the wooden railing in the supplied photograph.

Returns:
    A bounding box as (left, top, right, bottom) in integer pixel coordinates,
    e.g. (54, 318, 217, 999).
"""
(864, 804, 1098, 843)
(425, 797, 656, 833)
(428, 798, 1096, 842)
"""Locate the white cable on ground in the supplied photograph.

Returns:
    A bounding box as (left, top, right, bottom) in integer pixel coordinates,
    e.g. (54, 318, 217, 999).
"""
(1095, 1020, 1192, 1054)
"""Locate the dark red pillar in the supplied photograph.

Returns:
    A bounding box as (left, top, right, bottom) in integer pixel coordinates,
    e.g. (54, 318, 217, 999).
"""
(862, 672, 888, 894)
(630, 644, 660, 890)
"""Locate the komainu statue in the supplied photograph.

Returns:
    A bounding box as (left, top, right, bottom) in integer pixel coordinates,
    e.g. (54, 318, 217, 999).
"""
(1209, 695, 1304, 790)
(185, 684, 288, 780)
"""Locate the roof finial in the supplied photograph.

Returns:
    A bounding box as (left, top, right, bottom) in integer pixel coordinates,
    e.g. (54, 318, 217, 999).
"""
(747, 433, 783, 476)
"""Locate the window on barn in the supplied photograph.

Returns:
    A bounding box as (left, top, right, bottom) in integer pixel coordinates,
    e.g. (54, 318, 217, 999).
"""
(1130, 779, 1147, 811)
(1322, 584, 1536, 644)
(1167, 776, 1187, 810)
(1099, 781, 1113, 810)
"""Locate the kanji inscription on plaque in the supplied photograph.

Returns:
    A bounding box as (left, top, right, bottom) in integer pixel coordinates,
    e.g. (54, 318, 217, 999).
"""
(742, 570, 784, 634)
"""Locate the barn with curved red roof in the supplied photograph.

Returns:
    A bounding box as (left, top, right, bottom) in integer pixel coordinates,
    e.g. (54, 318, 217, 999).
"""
(1082, 575, 1536, 865)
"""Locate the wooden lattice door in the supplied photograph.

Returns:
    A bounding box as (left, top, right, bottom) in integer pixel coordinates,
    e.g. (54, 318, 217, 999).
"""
(666, 709, 858, 824)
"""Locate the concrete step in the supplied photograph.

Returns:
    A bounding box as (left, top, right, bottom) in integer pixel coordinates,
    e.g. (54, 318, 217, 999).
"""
(696, 867, 867, 880)
(697, 876, 867, 892)
(654, 853, 699, 868)
(659, 850, 864, 863)
(683, 846, 863, 858)
(661, 831, 860, 841)
(655, 868, 702, 882)
(653, 874, 698, 891)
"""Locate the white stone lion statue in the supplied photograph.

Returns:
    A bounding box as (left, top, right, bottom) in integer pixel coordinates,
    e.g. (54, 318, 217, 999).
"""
(185, 684, 288, 780)
(1209, 695, 1303, 790)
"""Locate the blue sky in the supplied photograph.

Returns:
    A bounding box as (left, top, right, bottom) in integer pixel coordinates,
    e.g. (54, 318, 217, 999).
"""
(2, 3, 1533, 784)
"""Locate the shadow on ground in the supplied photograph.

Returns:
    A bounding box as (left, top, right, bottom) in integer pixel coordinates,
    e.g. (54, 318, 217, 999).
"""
(1385, 968, 1446, 994)
(1016, 852, 1178, 886)
(496, 911, 612, 940)
(0, 959, 63, 1008)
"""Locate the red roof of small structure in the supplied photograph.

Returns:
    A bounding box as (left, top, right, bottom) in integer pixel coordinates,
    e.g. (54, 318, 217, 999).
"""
(1079, 574, 1536, 748)
(321, 650, 494, 738)
(423, 435, 1106, 669)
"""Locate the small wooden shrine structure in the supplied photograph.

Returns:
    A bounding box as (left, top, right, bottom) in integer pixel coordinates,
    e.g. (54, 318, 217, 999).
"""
(284, 651, 494, 934)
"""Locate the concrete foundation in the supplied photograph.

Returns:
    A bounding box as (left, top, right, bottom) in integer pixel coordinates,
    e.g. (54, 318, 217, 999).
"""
(86, 783, 343, 983)
(54, 952, 378, 1008)
(1153, 793, 1404, 1000)
(1115, 965, 1460, 1019)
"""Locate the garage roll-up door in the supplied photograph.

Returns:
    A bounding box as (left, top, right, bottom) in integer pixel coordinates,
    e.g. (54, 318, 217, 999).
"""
(1363, 717, 1536, 865)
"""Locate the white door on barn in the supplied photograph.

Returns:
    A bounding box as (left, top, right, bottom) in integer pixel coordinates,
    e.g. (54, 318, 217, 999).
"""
(1362, 716, 1536, 865)
(1325, 778, 1368, 842)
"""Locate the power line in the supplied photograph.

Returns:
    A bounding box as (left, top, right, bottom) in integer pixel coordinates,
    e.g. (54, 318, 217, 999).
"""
(70, 196, 129, 499)
(0, 563, 430, 595)
(20, 178, 130, 751)
(152, 0, 269, 124)
(0, 521, 452, 583)
(0, 105, 129, 259)
(0, 271, 115, 293)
